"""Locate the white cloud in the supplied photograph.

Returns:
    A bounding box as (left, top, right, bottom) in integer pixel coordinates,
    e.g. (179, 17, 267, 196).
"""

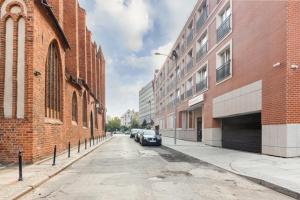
(91, 0, 151, 51)
(80, 0, 198, 117)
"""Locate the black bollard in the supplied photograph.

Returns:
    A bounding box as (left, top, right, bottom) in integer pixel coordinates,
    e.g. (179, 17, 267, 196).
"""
(68, 142, 71, 158)
(52, 145, 57, 166)
(18, 151, 23, 181)
(89, 138, 91, 147)
(85, 138, 87, 150)
(78, 140, 80, 153)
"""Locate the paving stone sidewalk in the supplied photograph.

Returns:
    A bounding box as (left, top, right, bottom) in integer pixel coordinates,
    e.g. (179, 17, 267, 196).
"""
(162, 136, 300, 199)
(0, 136, 113, 200)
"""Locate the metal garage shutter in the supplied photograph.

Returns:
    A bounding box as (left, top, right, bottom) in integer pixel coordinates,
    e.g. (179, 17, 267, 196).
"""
(222, 113, 262, 153)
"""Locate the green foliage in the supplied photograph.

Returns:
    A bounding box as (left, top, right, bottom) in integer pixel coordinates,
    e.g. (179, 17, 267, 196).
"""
(130, 117, 140, 129)
(106, 117, 121, 132)
(120, 126, 129, 132)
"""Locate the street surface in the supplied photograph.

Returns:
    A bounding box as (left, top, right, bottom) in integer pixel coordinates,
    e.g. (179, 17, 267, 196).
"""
(21, 135, 293, 200)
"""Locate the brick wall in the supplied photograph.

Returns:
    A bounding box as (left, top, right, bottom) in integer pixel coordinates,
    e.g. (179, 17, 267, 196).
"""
(286, 0, 300, 124)
(0, 0, 34, 164)
(78, 7, 87, 81)
(63, 0, 79, 78)
(0, 0, 106, 164)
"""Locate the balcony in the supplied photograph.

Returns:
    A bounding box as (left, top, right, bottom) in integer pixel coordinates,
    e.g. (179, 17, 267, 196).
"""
(186, 89, 193, 98)
(168, 102, 174, 110)
(187, 30, 194, 47)
(180, 70, 185, 78)
(196, 77, 208, 93)
(216, 60, 231, 82)
(196, 43, 207, 63)
(196, 8, 208, 32)
(217, 15, 231, 42)
(186, 60, 193, 72)
(181, 94, 185, 101)
(180, 42, 186, 56)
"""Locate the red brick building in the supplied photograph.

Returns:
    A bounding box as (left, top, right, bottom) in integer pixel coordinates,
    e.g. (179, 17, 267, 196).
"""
(0, 0, 106, 164)
(154, 0, 300, 157)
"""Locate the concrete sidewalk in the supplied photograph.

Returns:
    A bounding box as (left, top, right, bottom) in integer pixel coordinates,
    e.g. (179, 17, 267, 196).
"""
(162, 136, 300, 199)
(0, 136, 113, 200)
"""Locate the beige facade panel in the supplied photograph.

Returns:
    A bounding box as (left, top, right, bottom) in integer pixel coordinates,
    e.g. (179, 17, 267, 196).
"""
(213, 80, 262, 118)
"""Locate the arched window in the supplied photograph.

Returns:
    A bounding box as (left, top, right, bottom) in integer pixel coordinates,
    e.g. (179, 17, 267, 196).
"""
(45, 42, 61, 119)
(82, 91, 87, 127)
(1, 2, 27, 119)
(95, 106, 98, 129)
(72, 92, 78, 123)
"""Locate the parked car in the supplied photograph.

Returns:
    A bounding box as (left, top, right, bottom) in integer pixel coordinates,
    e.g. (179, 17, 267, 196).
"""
(124, 131, 130, 135)
(135, 129, 143, 142)
(139, 130, 162, 146)
(130, 129, 139, 138)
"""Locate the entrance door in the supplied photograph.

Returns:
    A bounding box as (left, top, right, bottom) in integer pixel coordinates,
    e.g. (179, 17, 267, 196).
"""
(90, 112, 94, 138)
(197, 118, 202, 142)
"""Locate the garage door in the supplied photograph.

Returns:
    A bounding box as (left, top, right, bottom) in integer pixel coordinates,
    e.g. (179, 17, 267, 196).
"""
(222, 113, 262, 153)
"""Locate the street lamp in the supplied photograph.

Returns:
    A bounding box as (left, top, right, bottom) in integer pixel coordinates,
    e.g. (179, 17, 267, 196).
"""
(155, 50, 179, 145)
(148, 100, 152, 127)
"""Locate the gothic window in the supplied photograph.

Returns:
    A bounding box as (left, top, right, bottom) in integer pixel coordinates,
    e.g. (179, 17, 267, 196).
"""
(95, 106, 98, 129)
(72, 92, 78, 123)
(45, 42, 61, 119)
(1, 2, 27, 119)
(82, 91, 87, 127)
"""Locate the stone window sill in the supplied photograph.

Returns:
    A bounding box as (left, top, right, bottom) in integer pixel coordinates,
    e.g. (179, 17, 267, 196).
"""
(44, 118, 63, 125)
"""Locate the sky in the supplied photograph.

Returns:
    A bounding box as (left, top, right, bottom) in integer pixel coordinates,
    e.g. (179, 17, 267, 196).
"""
(78, 0, 198, 117)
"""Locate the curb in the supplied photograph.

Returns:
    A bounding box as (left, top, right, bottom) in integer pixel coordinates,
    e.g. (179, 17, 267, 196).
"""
(162, 145, 300, 200)
(11, 137, 113, 200)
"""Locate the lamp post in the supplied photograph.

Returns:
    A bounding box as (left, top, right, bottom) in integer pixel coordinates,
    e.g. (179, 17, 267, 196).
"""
(148, 100, 152, 127)
(155, 50, 179, 145)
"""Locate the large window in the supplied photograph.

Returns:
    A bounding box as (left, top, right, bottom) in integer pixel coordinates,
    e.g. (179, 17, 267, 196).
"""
(82, 91, 88, 127)
(217, 5, 232, 41)
(72, 92, 78, 123)
(196, 32, 208, 62)
(216, 41, 232, 83)
(196, 65, 208, 92)
(186, 78, 193, 98)
(45, 42, 61, 119)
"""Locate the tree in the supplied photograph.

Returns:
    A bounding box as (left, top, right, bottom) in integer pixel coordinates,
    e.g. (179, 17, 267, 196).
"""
(130, 117, 140, 129)
(141, 119, 147, 129)
(106, 117, 121, 132)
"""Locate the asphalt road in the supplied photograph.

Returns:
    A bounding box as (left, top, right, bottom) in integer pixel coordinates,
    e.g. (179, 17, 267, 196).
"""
(21, 135, 294, 200)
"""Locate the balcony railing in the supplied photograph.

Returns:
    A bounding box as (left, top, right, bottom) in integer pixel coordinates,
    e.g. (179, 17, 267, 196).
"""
(196, 43, 208, 63)
(186, 60, 193, 72)
(217, 15, 231, 42)
(196, 77, 208, 93)
(196, 8, 208, 32)
(180, 42, 186, 56)
(216, 60, 231, 82)
(187, 29, 194, 47)
(186, 89, 193, 98)
(180, 70, 185, 78)
(181, 94, 185, 101)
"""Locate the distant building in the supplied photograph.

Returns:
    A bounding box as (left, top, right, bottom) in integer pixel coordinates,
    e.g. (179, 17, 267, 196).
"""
(139, 81, 155, 125)
(121, 110, 138, 127)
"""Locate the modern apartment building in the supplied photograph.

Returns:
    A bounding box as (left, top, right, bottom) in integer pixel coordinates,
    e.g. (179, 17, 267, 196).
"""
(154, 0, 300, 157)
(0, 0, 106, 164)
(139, 81, 155, 125)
